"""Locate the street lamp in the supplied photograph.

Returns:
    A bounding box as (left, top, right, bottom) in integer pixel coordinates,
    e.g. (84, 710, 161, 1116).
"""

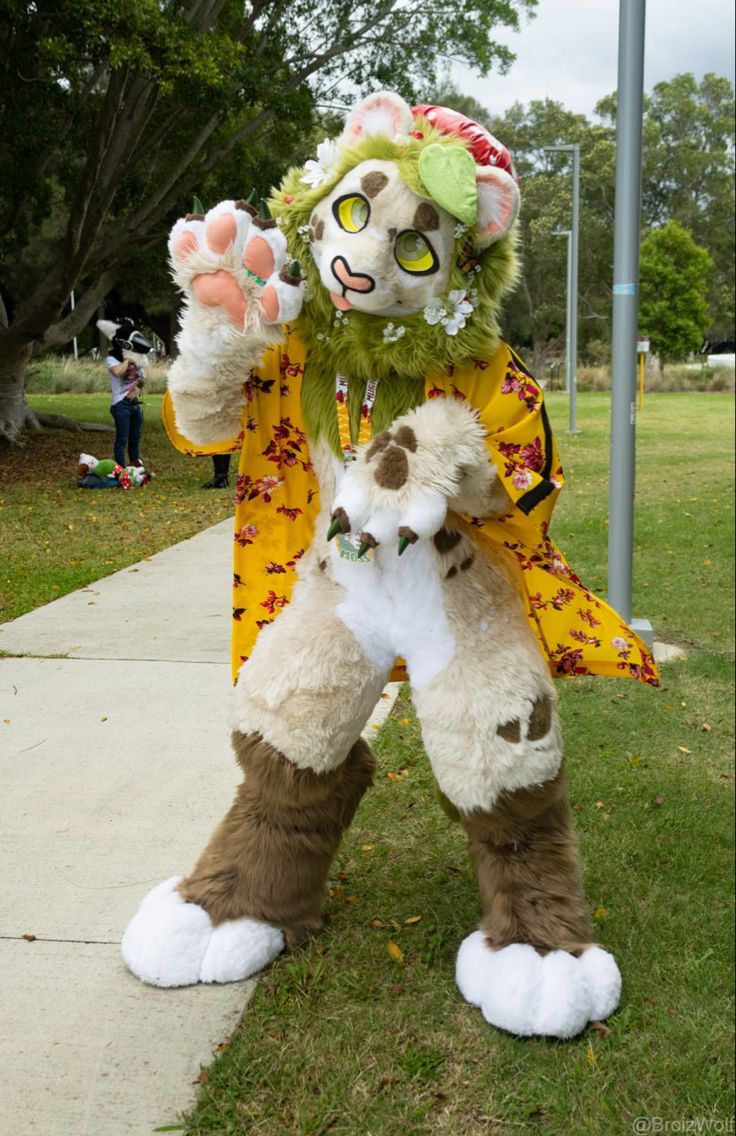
(552, 227, 571, 395)
(608, 0, 653, 647)
(543, 143, 580, 434)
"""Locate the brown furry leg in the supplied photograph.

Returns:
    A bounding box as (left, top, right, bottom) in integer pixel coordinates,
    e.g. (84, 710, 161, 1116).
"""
(460, 766, 595, 955)
(179, 733, 376, 948)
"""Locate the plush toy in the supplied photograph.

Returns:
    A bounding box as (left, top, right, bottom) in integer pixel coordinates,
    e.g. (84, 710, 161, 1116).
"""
(77, 453, 152, 487)
(122, 91, 658, 1038)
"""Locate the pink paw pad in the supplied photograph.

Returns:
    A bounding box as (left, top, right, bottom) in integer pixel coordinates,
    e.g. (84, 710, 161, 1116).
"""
(261, 284, 280, 323)
(172, 230, 199, 263)
(205, 214, 237, 255)
(192, 271, 248, 326)
(243, 236, 275, 281)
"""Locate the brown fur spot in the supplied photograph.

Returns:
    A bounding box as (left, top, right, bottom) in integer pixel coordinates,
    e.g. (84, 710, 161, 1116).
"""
(185, 212, 205, 222)
(497, 718, 522, 743)
(374, 445, 409, 489)
(318, 559, 327, 573)
(412, 202, 440, 231)
(397, 525, 418, 544)
(459, 768, 595, 955)
(460, 554, 475, 572)
(360, 171, 389, 198)
(331, 506, 351, 534)
(393, 425, 417, 452)
(445, 565, 458, 579)
(433, 527, 462, 554)
(527, 693, 552, 741)
(365, 432, 392, 460)
(358, 531, 378, 549)
(179, 734, 376, 946)
(310, 217, 324, 242)
(388, 227, 397, 239)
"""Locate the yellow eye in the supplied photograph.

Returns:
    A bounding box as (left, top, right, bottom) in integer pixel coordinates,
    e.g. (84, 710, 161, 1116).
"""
(394, 230, 439, 275)
(333, 194, 370, 233)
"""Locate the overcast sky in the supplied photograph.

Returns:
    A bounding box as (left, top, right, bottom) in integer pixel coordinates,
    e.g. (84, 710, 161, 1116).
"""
(452, 0, 736, 119)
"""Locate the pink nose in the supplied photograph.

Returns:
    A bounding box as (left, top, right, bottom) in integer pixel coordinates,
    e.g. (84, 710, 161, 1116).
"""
(331, 255, 375, 294)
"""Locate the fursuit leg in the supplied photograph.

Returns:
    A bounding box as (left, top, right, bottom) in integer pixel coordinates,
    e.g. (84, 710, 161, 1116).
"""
(122, 570, 389, 987)
(411, 545, 621, 1038)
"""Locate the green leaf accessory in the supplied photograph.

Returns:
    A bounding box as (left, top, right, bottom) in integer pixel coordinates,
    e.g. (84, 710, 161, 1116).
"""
(418, 144, 477, 226)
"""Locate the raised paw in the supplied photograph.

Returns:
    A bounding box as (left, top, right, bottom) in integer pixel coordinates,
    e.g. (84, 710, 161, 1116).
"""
(329, 397, 488, 555)
(168, 200, 303, 330)
(121, 876, 285, 987)
(456, 933, 621, 1038)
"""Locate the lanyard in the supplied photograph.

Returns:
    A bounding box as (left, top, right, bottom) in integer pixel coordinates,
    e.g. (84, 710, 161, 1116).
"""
(335, 374, 380, 463)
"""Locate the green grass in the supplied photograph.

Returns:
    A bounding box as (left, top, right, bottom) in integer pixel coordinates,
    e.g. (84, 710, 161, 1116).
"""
(173, 391, 734, 1136)
(0, 393, 232, 623)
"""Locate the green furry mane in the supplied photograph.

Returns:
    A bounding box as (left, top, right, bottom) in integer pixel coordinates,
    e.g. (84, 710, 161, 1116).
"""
(269, 117, 519, 450)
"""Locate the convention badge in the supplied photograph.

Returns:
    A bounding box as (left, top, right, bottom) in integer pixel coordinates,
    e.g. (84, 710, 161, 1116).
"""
(334, 531, 374, 564)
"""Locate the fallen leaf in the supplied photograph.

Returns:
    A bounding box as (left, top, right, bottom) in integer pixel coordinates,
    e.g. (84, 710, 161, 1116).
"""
(594, 800, 605, 809)
(380, 692, 390, 700)
(371, 723, 380, 730)
(387, 940, 404, 964)
(193, 1070, 209, 1085)
(100, 716, 108, 722)
(404, 915, 422, 925)
(601, 813, 611, 822)
(399, 718, 411, 726)
(361, 844, 376, 852)
(345, 895, 360, 905)
(212, 1042, 230, 1055)
(702, 559, 711, 566)
(386, 771, 400, 782)
(653, 794, 666, 807)
(3, 719, 10, 725)
(370, 919, 386, 929)
(702, 723, 712, 733)
(22, 933, 37, 942)
(586, 1042, 597, 1065)
(593, 907, 609, 920)
(589, 1020, 612, 1039)
(677, 746, 692, 754)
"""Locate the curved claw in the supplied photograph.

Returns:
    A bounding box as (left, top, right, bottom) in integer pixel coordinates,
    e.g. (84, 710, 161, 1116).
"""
(397, 526, 419, 556)
(327, 517, 343, 542)
(357, 542, 373, 559)
(397, 535, 412, 556)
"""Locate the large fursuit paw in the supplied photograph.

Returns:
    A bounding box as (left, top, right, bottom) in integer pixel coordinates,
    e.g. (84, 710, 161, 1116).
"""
(121, 877, 285, 988)
(456, 932, 621, 1039)
(329, 397, 493, 557)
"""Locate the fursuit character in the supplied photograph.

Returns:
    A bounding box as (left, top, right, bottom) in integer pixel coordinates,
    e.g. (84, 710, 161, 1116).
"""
(122, 91, 658, 1038)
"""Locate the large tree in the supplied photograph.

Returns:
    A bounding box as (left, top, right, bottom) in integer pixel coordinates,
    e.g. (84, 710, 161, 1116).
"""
(638, 220, 713, 369)
(0, 0, 536, 443)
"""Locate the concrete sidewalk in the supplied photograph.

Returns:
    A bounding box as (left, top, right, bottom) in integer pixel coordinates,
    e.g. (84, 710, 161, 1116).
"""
(0, 520, 398, 1135)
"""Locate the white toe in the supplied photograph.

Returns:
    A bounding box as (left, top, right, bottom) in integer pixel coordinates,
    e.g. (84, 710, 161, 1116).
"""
(535, 950, 592, 1039)
(479, 943, 544, 1036)
(199, 919, 285, 983)
(579, 946, 622, 1020)
(455, 930, 489, 1007)
(122, 877, 212, 988)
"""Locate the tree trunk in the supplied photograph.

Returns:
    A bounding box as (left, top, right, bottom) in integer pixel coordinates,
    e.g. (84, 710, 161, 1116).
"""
(0, 342, 40, 443)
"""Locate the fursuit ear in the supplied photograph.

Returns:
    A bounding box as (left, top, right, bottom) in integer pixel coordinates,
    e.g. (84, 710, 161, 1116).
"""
(341, 90, 414, 144)
(96, 319, 119, 339)
(474, 166, 520, 248)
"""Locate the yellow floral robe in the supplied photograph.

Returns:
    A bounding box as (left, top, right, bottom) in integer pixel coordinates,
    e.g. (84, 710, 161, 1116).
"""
(163, 333, 659, 687)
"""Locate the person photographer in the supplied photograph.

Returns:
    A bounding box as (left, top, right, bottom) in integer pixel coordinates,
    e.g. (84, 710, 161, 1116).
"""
(99, 317, 151, 468)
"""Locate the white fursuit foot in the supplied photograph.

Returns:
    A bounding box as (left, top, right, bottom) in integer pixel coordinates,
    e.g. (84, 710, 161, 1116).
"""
(121, 876, 285, 987)
(456, 931, 621, 1038)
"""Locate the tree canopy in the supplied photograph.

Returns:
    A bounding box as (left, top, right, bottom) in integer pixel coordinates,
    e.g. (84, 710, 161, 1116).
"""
(638, 221, 713, 369)
(0, 0, 536, 440)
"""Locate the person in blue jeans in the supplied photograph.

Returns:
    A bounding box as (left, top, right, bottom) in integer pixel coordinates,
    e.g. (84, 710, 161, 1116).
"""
(100, 317, 152, 467)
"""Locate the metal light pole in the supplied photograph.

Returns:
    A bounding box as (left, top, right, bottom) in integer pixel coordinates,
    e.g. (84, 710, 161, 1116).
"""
(553, 228, 572, 393)
(608, 0, 653, 646)
(544, 144, 580, 433)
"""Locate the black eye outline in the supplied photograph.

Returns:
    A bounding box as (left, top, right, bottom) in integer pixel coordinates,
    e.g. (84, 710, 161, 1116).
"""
(332, 193, 370, 233)
(393, 229, 440, 276)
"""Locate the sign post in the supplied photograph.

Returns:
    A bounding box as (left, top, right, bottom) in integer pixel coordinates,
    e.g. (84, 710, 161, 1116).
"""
(637, 336, 649, 410)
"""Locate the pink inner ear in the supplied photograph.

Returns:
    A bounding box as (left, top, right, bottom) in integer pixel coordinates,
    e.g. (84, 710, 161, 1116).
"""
(350, 96, 404, 138)
(477, 170, 518, 238)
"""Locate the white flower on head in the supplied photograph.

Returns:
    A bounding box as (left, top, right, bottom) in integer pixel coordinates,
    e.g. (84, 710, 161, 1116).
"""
(443, 290, 475, 335)
(454, 221, 468, 239)
(382, 322, 406, 344)
(301, 138, 338, 187)
(423, 298, 447, 326)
